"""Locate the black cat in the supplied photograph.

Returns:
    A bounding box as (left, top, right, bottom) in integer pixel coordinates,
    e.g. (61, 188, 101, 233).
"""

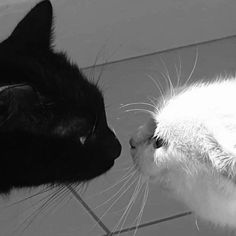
(0, 0, 121, 194)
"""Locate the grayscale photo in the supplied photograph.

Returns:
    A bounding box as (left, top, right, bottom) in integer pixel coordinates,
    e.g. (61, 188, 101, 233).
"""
(0, 0, 235, 235)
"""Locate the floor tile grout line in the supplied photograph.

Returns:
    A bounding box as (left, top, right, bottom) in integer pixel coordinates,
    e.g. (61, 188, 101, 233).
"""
(102, 211, 192, 235)
(66, 185, 111, 235)
(82, 34, 236, 70)
(67, 184, 192, 235)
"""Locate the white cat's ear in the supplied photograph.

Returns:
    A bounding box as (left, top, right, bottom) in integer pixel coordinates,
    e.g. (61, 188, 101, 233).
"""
(207, 121, 236, 174)
(9, 0, 53, 50)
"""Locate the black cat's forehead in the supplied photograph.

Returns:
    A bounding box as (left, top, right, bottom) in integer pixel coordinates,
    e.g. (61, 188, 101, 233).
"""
(0, 0, 105, 115)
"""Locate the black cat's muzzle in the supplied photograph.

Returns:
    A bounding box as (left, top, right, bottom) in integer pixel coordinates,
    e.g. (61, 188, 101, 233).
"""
(85, 127, 121, 161)
(103, 132, 121, 160)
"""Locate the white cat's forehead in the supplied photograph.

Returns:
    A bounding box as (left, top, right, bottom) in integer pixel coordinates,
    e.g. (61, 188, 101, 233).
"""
(156, 79, 236, 120)
(154, 78, 236, 140)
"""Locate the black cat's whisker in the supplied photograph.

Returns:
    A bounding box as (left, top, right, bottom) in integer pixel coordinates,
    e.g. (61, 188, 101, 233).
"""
(93, 171, 138, 210)
(74, 182, 89, 195)
(123, 109, 155, 116)
(159, 56, 175, 96)
(25, 186, 70, 230)
(20, 186, 65, 222)
(133, 181, 149, 236)
(86, 166, 135, 200)
(112, 175, 143, 235)
(112, 165, 133, 173)
(6, 186, 60, 224)
(120, 102, 156, 110)
(36, 186, 72, 221)
(20, 186, 71, 234)
(145, 73, 165, 104)
(96, 63, 107, 88)
(87, 42, 108, 84)
(1, 185, 55, 209)
(91, 38, 120, 87)
(95, 42, 124, 88)
(20, 187, 62, 212)
(14, 186, 66, 235)
(89, 175, 139, 234)
(184, 47, 199, 87)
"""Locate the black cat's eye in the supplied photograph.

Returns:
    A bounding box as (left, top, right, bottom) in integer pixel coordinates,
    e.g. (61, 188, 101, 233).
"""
(79, 116, 98, 145)
(91, 116, 98, 134)
(153, 137, 165, 149)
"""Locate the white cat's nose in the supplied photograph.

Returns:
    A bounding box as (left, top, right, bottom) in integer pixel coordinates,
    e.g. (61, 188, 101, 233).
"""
(130, 137, 137, 149)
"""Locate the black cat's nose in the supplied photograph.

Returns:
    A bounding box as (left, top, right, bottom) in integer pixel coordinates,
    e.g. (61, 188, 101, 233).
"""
(109, 136, 122, 159)
(102, 129, 122, 160)
(86, 127, 121, 160)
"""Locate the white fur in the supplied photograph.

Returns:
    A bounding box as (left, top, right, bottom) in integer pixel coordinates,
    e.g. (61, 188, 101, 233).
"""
(130, 78, 236, 228)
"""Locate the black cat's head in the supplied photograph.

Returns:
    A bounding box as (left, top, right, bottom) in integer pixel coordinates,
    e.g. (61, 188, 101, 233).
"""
(0, 0, 121, 193)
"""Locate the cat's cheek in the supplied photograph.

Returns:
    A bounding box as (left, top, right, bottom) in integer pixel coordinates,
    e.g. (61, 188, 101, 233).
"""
(140, 146, 167, 180)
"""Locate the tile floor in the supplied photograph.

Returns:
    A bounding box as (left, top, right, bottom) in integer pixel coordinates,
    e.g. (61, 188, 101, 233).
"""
(1, 36, 236, 236)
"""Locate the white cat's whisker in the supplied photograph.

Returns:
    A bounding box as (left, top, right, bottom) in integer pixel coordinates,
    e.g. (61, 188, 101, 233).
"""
(87, 168, 136, 201)
(90, 175, 139, 232)
(174, 51, 183, 88)
(146, 73, 165, 104)
(93, 172, 137, 210)
(177, 52, 182, 87)
(195, 218, 200, 231)
(184, 47, 199, 86)
(159, 56, 175, 96)
(147, 96, 158, 107)
(113, 176, 143, 235)
(133, 181, 149, 236)
(124, 109, 155, 116)
(120, 102, 156, 109)
(174, 63, 180, 87)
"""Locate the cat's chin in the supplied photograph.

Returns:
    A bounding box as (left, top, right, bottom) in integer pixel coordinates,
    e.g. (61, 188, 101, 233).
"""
(89, 159, 115, 180)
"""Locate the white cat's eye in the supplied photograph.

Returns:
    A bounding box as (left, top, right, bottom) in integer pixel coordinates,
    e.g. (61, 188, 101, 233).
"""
(153, 137, 165, 149)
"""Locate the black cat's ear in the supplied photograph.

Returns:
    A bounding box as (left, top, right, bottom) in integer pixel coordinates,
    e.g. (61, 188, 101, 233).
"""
(9, 0, 53, 50)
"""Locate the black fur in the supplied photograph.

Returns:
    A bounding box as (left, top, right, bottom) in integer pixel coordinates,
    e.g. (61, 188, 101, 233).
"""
(0, 0, 121, 194)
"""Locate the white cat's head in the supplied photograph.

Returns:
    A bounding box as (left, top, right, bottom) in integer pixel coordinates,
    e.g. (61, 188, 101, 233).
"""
(130, 79, 236, 185)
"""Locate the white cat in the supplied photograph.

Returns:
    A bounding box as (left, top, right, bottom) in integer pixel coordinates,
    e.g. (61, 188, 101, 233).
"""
(130, 78, 236, 228)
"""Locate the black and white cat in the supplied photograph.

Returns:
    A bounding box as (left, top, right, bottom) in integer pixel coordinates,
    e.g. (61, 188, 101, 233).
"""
(130, 78, 236, 228)
(0, 0, 121, 194)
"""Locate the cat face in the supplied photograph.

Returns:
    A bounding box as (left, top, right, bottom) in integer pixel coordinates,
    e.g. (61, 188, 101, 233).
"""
(0, 0, 121, 193)
(129, 79, 236, 228)
(129, 85, 217, 185)
(130, 80, 236, 183)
